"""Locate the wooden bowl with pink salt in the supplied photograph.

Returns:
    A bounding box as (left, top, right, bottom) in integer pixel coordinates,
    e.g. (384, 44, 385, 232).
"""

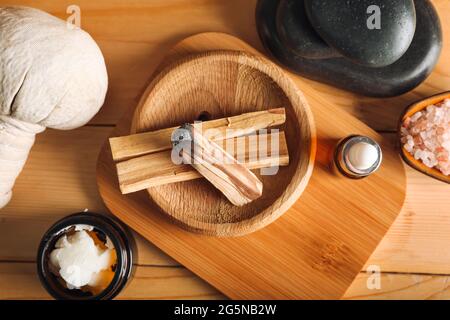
(399, 91, 450, 184)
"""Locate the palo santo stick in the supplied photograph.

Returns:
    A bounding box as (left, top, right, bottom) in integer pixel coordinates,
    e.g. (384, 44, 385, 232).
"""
(117, 131, 288, 194)
(110, 108, 285, 161)
(178, 124, 263, 206)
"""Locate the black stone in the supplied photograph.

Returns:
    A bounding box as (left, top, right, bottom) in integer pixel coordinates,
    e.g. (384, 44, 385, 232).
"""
(276, 0, 339, 59)
(256, 0, 442, 97)
(304, 0, 416, 67)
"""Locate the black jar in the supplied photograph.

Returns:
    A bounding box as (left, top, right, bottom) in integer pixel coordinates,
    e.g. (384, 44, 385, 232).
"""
(37, 212, 134, 300)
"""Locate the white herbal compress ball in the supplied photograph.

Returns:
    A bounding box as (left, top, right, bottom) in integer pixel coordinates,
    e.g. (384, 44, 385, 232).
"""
(0, 7, 108, 208)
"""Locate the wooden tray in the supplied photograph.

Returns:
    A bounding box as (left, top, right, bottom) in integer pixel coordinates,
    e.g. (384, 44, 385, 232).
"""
(97, 33, 406, 299)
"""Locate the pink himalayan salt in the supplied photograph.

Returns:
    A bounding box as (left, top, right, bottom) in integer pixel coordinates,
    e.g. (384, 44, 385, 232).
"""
(401, 98, 450, 176)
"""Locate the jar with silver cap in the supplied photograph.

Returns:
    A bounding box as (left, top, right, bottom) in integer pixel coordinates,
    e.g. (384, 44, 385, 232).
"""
(334, 135, 383, 179)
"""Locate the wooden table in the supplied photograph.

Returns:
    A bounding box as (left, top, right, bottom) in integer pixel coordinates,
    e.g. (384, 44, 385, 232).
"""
(1, 0, 449, 300)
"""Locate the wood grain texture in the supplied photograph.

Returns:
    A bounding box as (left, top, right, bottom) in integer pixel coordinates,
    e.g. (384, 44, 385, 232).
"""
(0, 127, 178, 267)
(0, 0, 449, 299)
(1, 127, 110, 218)
(116, 132, 289, 194)
(0, 263, 224, 300)
(364, 166, 450, 275)
(178, 124, 264, 207)
(0, 128, 448, 299)
(344, 272, 450, 300)
(7, 0, 448, 131)
(129, 51, 315, 236)
(2, 261, 450, 300)
(1, 128, 445, 275)
(96, 33, 406, 299)
(360, 133, 450, 275)
(110, 107, 286, 161)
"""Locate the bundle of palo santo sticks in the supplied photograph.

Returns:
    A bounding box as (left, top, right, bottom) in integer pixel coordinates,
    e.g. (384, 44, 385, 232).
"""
(109, 108, 289, 206)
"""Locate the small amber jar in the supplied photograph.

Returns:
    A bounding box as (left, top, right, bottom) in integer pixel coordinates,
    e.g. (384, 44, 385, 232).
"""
(37, 212, 134, 300)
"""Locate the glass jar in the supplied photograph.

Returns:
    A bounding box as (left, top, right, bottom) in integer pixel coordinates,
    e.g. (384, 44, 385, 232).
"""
(37, 212, 134, 300)
(334, 135, 382, 179)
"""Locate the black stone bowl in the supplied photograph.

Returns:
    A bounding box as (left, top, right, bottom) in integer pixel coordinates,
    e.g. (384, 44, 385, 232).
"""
(256, 0, 442, 97)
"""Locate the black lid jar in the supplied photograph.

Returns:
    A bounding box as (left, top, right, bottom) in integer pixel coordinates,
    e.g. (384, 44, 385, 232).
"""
(37, 212, 134, 300)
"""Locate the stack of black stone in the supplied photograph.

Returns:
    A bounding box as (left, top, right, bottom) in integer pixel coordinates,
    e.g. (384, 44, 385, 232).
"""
(256, 0, 442, 97)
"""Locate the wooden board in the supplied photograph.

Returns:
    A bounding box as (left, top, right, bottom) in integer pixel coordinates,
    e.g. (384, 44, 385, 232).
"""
(96, 33, 406, 299)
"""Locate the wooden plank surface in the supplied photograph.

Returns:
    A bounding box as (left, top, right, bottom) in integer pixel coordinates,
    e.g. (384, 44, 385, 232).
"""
(0, 0, 449, 299)
(345, 272, 450, 300)
(3, 262, 450, 300)
(0, 263, 224, 300)
(2, 0, 448, 131)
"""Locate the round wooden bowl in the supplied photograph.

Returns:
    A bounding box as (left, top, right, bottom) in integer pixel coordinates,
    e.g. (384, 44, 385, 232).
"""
(399, 91, 450, 184)
(130, 51, 316, 236)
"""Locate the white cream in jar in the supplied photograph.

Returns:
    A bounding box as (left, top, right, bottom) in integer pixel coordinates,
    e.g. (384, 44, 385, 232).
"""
(49, 225, 117, 294)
